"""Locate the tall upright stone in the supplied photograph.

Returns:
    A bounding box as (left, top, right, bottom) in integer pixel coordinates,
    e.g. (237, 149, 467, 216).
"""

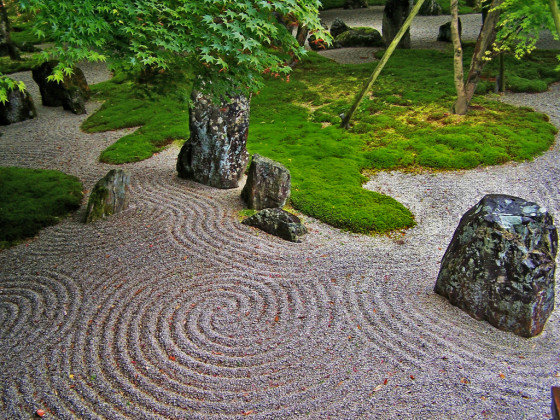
(382, 0, 413, 49)
(435, 194, 557, 337)
(177, 90, 250, 189)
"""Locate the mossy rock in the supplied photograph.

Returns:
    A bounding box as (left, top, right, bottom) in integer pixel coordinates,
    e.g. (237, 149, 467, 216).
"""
(334, 27, 384, 48)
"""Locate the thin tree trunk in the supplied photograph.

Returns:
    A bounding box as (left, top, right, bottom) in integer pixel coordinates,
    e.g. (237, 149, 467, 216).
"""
(451, 0, 468, 115)
(341, 0, 426, 129)
(0, 0, 20, 60)
(451, 0, 502, 114)
(548, 0, 560, 38)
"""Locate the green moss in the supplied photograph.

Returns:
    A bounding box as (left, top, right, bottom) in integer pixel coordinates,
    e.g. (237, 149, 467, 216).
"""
(85, 49, 558, 235)
(83, 68, 192, 164)
(0, 167, 83, 249)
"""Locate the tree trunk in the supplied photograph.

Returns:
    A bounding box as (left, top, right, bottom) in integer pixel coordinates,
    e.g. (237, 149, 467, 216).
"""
(341, 0, 426, 129)
(177, 89, 250, 189)
(452, 0, 502, 114)
(548, 0, 560, 39)
(0, 1, 20, 60)
(382, 0, 413, 49)
(451, 0, 468, 115)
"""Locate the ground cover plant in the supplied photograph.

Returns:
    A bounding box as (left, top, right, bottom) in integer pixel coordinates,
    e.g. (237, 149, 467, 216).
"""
(84, 48, 558, 234)
(0, 167, 83, 249)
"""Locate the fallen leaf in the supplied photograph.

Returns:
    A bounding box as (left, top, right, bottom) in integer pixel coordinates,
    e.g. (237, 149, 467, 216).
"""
(410, 375, 415, 380)
(242, 410, 254, 416)
(169, 356, 176, 361)
(372, 384, 384, 392)
(383, 378, 388, 385)
(499, 372, 505, 379)
(274, 315, 279, 323)
(460, 377, 470, 384)
(36, 409, 46, 417)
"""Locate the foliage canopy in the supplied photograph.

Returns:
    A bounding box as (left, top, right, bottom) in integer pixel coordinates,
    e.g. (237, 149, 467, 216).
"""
(20, 0, 327, 97)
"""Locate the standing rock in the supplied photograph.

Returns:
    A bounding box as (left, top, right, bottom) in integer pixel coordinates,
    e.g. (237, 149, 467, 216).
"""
(0, 87, 36, 125)
(419, 0, 442, 16)
(242, 208, 307, 242)
(382, 0, 412, 49)
(84, 169, 131, 223)
(177, 89, 250, 189)
(343, 0, 368, 9)
(438, 18, 462, 42)
(31, 61, 90, 114)
(241, 154, 291, 210)
(330, 18, 351, 39)
(434, 194, 557, 337)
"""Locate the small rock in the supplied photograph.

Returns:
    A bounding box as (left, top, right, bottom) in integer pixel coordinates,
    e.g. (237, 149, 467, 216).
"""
(437, 18, 462, 43)
(330, 18, 351, 39)
(242, 208, 308, 242)
(0, 87, 36, 125)
(334, 27, 384, 48)
(241, 154, 291, 210)
(84, 169, 131, 223)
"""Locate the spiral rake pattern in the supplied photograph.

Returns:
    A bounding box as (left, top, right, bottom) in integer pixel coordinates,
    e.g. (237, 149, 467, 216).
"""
(1, 66, 560, 419)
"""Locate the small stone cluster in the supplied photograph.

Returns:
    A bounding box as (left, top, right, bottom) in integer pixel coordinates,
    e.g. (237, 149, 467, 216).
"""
(0, 60, 90, 125)
(241, 154, 307, 242)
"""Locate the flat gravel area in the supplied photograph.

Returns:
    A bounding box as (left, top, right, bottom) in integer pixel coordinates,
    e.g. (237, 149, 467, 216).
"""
(1, 12, 559, 419)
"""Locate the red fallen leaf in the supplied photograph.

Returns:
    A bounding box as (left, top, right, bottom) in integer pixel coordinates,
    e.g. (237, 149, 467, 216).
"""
(274, 315, 279, 323)
(410, 375, 415, 380)
(242, 410, 254, 416)
(36, 409, 46, 417)
(383, 378, 388, 385)
(460, 377, 470, 384)
(499, 372, 505, 379)
(169, 356, 176, 361)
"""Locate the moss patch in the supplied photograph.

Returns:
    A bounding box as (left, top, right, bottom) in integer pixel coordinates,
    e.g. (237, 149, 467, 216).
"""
(0, 167, 83, 249)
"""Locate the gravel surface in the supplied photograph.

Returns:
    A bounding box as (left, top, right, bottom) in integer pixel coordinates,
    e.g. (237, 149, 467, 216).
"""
(1, 10, 559, 419)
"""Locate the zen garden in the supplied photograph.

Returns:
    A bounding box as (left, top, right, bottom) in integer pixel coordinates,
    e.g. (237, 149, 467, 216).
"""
(2, 0, 560, 418)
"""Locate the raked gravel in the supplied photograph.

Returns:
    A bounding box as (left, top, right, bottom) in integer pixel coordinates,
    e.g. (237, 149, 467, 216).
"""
(0, 8, 559, 419)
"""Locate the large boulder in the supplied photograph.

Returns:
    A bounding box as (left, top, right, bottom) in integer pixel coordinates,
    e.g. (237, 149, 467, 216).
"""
(0, 87, 36, 125)
(437, 18, 462, 43)
(241, 154, 291, 210)
(177, 89, 250, 189)
(434, 194, 557, 337)
(31, 61, 90, 114)
(242, 208, 308, 243)
(330, 18, 351, 39)
(334, 27, 384, 48)
(84, 169, 131, 223)
(343, 0, 368, 9)
(382, 0, 412, 49)
(419, 0, 442, 16)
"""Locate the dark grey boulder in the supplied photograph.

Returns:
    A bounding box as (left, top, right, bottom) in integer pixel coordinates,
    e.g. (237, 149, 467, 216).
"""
(242, 208, 307, 242)
(334, 27, 384, 48)
(330, 18, 351, 39)
(435, 194, 557, 337)
(31, 60, 90, 114)
(0, 87, 36, 125)
(438, 18, 462, 43)
(177, 89, 250, 189)
(343, 0, 368, 9)
(84, 169, 131, 223)
(382, 0, 412, 49)
(419, 0, 442, 16)
(241, 154, 291, 210)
